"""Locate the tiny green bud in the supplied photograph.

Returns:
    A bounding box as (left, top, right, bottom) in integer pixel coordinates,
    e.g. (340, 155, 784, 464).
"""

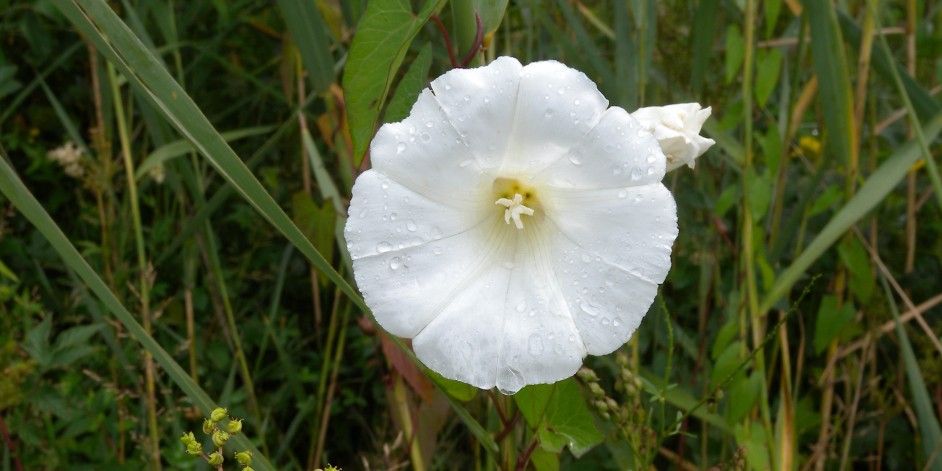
(235, 450, 253, 466)
(226, 418, 243, 434)
(186, 441, 203, 456)
(203, 418, 215, 434)
(180, 431, 196, 445)
(577, 367, 598, 382)
(594, 399, 608, 412)
(210, 407, 228, 422)
(588, 382, 604, 398)
(207, 450, 224, 466)
(212, 429, 230, 447)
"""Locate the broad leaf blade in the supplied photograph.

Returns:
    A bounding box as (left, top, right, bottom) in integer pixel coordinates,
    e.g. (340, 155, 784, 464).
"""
(343, 0, 446, 165)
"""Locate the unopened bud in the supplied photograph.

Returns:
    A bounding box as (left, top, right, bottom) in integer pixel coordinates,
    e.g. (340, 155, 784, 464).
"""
(186, 441, 203, 456)
(588, 382, 604, 398)
(212, 430, 230, 447)
(202, 418, 215, 434)
(207, 450, 224, 466)
(180, 431, 196, 446)
(226, 418, 243, 434)
(577, 367, 598, 382)
(235, 450, 253, 466)
(210, 407, 228, 422)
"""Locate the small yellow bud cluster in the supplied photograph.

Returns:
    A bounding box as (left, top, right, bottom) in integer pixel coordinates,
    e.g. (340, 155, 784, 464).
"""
(181, 406, 253, 469)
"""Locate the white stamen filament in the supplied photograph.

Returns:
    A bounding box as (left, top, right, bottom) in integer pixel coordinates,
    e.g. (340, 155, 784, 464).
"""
(495, 193, 535, 229)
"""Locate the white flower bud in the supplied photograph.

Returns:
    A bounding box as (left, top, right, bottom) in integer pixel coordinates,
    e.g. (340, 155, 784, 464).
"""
(631, 103, 715, 171)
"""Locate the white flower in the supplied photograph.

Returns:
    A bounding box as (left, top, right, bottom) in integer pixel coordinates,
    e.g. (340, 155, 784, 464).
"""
(631, 103, 715, 171)
(345, 57, 680, 394)
(47, 141, 85, 178)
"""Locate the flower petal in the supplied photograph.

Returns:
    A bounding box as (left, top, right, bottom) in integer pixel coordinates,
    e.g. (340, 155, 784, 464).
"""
(551, 246, 660, 355)
(345, 170, 490, 261)
(544, 184, 678, 285)
(412, 258, 512, 389)
(371, 89, 492, 200)
(501, 60, 608, 176)
(429, 56, 523, 171)
(351, 219, 506, 338)
(536, 107, 666, 190)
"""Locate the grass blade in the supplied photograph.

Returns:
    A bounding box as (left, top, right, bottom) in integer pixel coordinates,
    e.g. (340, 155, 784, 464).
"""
(58, 0, 366, 312)
(0, 144, 276, 471)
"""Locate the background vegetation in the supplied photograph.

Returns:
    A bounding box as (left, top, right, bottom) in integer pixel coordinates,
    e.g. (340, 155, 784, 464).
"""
(1, 0, 941, 469)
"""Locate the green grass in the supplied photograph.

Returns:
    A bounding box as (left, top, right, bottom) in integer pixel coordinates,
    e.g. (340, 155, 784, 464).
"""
(1, 1, 941, 470)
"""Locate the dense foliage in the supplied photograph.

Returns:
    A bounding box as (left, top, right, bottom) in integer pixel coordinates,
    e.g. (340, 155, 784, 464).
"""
(1, 0, 941, 470)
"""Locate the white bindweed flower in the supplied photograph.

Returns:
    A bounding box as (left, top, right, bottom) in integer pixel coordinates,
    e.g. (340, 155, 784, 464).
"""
(345, 57, 686, 394)
(631, 103, 715, 171)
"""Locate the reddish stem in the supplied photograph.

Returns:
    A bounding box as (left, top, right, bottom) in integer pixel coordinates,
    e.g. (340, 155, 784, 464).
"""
(516, 438, 539, 470)
(0, 414, 24, 471)
(430, 15, 458, 68)
(458, 13, 485, 68)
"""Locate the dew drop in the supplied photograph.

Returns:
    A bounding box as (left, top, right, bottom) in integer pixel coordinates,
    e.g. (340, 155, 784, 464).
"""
(613, 318, 622, 327)
(636, 129, 647, 137)
(459, 159, 473, 168)
(528, 333, 544, 356)
(483, 96, 491, 103)
(579, 300, 601, 317)
(515, 301, 527, 313)
(580, 253, 592, 263)
(406, 220, 417, 231)
(630, 168, 643, 181)
(646, 154, 657, 163)
(573, 99, 581, 106)
(381, 181, 389, 189)
(396, 142, 407, 154)
(617, 189, 628, 198)
(390, 212, 398, 221)
(389, 257, 402, 269)
(568, 154, 582, 166)
(376, 242, 393, 253)
(432, 247, 443, 255)
(431, 228, 443, 240)
(545, 109, 555, 118)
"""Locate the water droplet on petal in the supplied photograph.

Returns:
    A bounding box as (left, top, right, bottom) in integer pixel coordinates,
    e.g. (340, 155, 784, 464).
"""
(390, 257, 402, 269)
(630, 168, 643, 181)
(528, 333, 544, 356)
(406, 220, 417, 231)
(396, 142, 407, 154)
(390, 212, 398, 220)
(617, 189, 628, 198)
(573, 99, 581, 106)
(515, 301, 527, 313)
(568, 154, 582, 166)
(545, 109, 555, 118)
(579, 300, 601, 317)
(636, 129, 647, 137)
(376, 242, 393, 253)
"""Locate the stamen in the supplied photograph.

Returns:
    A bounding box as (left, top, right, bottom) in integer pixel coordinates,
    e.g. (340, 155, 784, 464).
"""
(495, 193, 535, 229)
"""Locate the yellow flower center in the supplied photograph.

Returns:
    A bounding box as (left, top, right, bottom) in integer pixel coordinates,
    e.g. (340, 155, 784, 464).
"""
(493, 178, 539, 229)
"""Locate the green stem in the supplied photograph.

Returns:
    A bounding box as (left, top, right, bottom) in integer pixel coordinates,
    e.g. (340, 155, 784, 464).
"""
(107, 62, 161, 471)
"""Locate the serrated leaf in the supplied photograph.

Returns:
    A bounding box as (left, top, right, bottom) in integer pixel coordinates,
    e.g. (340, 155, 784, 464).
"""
(24, 317, 53, 368)
(515, 379, 603, 458)
(52, 323, 104, 350)
(343, 0, 447, 165)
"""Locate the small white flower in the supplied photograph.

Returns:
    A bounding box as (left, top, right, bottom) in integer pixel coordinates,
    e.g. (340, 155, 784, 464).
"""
(345, 57, 683, 394)
(631, 103, 715, 171)
(47, 141, 85, 178)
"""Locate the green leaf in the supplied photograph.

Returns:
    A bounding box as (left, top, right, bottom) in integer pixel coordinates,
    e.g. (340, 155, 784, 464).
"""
(530, 447, 560, 471)
(135, 125, 274, 181)
(343, 0, 447, 165)
(53, 323, 105, 350)
(838, 237, 874, 305)
(384, 43, 433, 125)
(725, 25, 744, 84)
(278, 0, 335, 93)
(23, 317, 53, 368)
(804, 0, 854, 165)
(428, 370, 478, 402)
(754, 48, 782, 108)
(813, 295, 856, 354)
(711, 341, 744, 386)
(759, 111, 942, 313)
(881, 275, 942, 471)
(726, 372, 761, 423)
(515, 379, 604, 458)
(807, 184, 843, 216)
(473, 0, 511, 37)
